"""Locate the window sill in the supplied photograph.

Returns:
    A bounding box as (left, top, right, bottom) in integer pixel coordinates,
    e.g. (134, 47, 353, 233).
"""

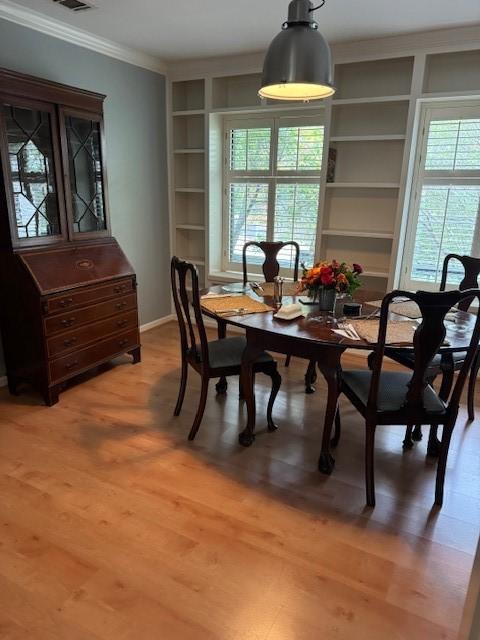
(208, 269, 296, 283)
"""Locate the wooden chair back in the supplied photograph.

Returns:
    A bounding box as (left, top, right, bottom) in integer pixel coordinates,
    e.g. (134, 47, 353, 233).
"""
(170, 257, 209, 367)
(440, 254, 480, 311)
(242, 241, 300, 285)
(368, 288, 480, 420)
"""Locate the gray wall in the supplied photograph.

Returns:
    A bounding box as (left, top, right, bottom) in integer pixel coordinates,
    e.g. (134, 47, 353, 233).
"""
(0, 18, 170, 375)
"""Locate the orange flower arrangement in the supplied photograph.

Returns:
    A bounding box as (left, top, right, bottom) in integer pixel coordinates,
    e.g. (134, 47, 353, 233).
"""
(298, 260, 363, 298)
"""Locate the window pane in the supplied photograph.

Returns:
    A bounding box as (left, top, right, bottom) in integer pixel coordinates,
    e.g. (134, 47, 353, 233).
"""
(230, 128, 271, 171)
(65, 115, 107, 234)
(229, 183, 268, 264)
(411, 185, 480, 284)
(4, 104, 61, 239)
(274, 183, 320, 267)
(425, 118, 480, 171)
(277, 126, 324, 172)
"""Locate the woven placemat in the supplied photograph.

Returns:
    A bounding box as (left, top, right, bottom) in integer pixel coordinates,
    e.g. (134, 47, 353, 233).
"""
(252, 282, 300, 297)
(201, 294, 273, 317)
(367, 299, 421, 319)
(351, 319, 416, 345)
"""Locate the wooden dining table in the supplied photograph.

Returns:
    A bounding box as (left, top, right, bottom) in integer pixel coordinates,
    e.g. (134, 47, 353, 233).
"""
(202, 285, 476, 475)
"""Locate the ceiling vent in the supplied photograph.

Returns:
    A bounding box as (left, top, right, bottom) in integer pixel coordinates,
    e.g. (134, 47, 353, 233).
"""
(52, 0, 96, 12)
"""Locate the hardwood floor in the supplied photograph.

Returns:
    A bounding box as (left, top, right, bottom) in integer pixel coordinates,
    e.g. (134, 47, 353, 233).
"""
(0, 321, 479, 639)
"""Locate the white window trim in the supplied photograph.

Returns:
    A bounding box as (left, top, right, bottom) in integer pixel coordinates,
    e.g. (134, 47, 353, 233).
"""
(221, 111, 324, 276)
(401, 100, 480, 291)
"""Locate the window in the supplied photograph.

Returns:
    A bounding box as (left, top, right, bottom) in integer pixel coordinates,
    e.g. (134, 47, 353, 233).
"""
(401, 102, 480, 289)
(223, 114, 325, 274)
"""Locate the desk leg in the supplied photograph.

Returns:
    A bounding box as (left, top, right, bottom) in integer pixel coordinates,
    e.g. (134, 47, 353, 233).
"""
(239, 333, 263, 447)
(317, 349, 344, 475)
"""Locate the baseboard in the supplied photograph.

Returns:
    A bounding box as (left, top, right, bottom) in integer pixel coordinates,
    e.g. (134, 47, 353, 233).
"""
(140, 314, 176, 333)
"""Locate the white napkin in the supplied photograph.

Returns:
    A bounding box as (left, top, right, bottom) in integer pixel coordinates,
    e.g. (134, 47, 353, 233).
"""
(274, 303, 303, 320)
(332, 324, 362, 340)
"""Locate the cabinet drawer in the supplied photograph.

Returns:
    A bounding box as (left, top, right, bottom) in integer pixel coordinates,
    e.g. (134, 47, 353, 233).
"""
(49, 329, 139, 383)
(46, 310, 138, 358)
(45, 278, 134, 314)
(44, 293, 137, 336)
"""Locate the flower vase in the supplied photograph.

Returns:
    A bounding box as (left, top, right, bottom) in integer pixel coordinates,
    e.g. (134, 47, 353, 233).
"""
(312, 287, 337, 313)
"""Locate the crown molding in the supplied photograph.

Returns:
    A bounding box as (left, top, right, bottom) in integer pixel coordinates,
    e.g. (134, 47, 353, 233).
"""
(0, 0, 167, 75)
(167, 23, 480, 79)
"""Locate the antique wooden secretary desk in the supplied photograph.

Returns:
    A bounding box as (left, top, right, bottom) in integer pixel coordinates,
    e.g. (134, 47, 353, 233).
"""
(0, 68, 141, 405)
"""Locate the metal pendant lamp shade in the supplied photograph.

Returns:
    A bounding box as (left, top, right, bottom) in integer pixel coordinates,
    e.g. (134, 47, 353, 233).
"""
(259, 0, 335, 101)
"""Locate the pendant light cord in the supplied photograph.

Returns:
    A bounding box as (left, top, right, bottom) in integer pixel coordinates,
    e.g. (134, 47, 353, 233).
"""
(310, 0, 326, 11)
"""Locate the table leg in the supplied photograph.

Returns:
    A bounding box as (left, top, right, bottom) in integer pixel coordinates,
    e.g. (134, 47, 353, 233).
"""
(215, 319, 228, 394)
(316, 348, 344, 475)
(239, 332, 263, 447)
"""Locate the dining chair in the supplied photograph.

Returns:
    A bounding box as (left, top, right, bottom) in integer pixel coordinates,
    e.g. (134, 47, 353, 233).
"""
(384, 254, 480, 451)
(171, 256, 282, 442)
(333, 288, 480, 508)
(241, 240, 317, 385)
(242, 240, 300, 286)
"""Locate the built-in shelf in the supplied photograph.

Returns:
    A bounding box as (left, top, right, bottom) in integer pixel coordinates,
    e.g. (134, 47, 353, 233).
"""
(332, 95, 411, 106)
(329, 134, 406, 142)
(174, 148, 205, 154)
(326, 182, 401, 189)
(322, 229, 394, 239)
(172, 109, 206, 117)
(176, 224, 205, 231)
(175, 187, 205, 193)
(210, 103, 326, 115)
(423, 50, 480, 94)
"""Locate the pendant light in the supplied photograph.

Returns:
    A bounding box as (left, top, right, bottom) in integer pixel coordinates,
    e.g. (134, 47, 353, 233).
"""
(259, 0, 335, 102)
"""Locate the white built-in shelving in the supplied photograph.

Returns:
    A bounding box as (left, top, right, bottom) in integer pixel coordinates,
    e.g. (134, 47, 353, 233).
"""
(168, 44, 480, 292)
(169, 79, 207, 284)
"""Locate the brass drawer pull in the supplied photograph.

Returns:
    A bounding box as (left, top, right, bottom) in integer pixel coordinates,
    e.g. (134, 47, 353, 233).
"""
(59, 298, 73, 307)
(117, 319, 128, 327)
(65, 360, 79, 370)
(63, 337, 77, 347)
(61, 317, 76, 327)
(115, 301, 128, 310)
(118, 339, 129, 347)
(114, 284, 128, 294)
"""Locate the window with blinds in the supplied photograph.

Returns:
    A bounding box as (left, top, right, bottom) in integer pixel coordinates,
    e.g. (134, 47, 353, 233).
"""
(223, 114, 324, 273)
(401, 103, 480, 289)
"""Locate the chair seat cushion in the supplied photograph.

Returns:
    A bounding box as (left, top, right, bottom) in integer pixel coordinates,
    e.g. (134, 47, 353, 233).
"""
(199, 336, 273, 369)
(387, 349, 466, 370)
(342, 370, 446, 414)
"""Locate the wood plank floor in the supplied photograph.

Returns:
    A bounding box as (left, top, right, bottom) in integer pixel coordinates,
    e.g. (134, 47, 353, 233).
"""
(0, 321, 479, 639)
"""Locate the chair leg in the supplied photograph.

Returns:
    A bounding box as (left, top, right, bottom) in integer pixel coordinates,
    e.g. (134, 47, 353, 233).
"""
(266, 367, 282, 432)
(367, 352, 376, 371)
(174, 359, 188, 416)
(331, 408, 341, 448)
(188, 378, 209, 441)
(435, 424, 454, 506)
(365, 423, 376, 507)
(305, 360, 317, 394)
(285, 355, 292, 368)
(467, 352, 480, 422)
(403, 425, 414, 450)
(427, 425, 441, 458)
(215, 376, 228, 395)
(412, 425, 423, 441)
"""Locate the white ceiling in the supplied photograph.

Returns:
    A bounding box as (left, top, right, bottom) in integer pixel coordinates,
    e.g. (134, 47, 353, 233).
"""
(7, 0, 480, 62)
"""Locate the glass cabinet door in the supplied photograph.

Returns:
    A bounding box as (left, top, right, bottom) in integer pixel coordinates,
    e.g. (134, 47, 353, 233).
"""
(63, 111, 109, 237)
(2, 101, 66, 245)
